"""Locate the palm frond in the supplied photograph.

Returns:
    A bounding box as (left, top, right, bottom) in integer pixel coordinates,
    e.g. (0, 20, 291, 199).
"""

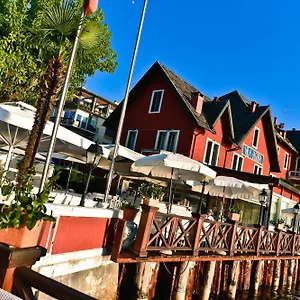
(79, 20, 101, 49)
(40, 0, 80, 37)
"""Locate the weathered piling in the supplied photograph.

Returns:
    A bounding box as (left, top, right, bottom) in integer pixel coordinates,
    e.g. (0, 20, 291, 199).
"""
(280, 259, 288, 289)
(273, 260, 281, 291)
(227, 261, 240, 299)
(211, 261, 222, 297)
(199, 261, 216, 300)
(135, 262, 158, 300)
(251, 260, 263, 294)
(172, 261, 194, 300)
(287, 260, 295, 290)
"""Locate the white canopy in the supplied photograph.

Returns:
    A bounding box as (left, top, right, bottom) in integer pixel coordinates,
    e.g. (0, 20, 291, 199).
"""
(0, 102, 93, 168)
(188, 176, 260, 199)
(131, 151, 216, 182)
(282, 207, 300, 220)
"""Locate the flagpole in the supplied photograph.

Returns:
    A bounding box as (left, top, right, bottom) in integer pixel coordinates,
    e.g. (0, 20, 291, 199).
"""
(104, 0, 149, 204)
(39, 9, 85, 192)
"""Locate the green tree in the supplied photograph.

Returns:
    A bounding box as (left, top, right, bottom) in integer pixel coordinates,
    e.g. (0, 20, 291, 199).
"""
(10, 0, 117, 184)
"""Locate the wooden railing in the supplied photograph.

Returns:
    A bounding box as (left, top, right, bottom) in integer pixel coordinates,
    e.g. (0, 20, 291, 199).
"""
(113, 205, 300, 259)
(13, 266, 96, 300)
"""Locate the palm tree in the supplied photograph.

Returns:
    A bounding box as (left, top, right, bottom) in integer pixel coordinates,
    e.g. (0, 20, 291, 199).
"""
(17, 0, 102, 184)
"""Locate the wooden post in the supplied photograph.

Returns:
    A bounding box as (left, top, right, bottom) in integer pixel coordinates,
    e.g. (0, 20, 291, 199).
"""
(199, 261, 216, 300)
(132, 205, 159, 257)
(172, 261, 194, 300)
(280, 259, 288, 289)
(255, 226, 264, 255)
(292, 233, 297, 255)
(292, 259, 298, 291)
(227, 261, 240, 299)
(111, 219, 126, 262)
(228, 221, 238, 256)
(276, 230, 282, 255)
(251, 260, 263, 294)
(273, 260, 281, 291)
(193, 215, 205, 256)
(242, 260, 252, 291)
(135, 262, 158, 300)
(0, 244, 46, 292)
(287, 260, 295, 290)
(211, 261, 222, 297)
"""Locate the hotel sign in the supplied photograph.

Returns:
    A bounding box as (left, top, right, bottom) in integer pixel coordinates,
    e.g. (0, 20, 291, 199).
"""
(242, 144, 264, 165)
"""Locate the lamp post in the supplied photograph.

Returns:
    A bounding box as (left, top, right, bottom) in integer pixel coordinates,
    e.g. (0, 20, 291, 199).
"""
(196, 181, 208, 216)
(259, 189, 268, 226)
(79, 144, 103, 207)
(293, 203, 300, 233)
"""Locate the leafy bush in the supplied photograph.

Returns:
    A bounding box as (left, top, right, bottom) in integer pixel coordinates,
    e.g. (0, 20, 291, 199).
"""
(121, 202, 138, 210)
(139, 183, 164, 200)
(0, 169, 57, 230)
(229, 206, 241, 214)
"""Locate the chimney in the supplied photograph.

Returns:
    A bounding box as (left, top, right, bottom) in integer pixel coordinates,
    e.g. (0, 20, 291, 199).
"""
(282, 130, 286, 139)
(191, 92, 204, 114)
(278, 123, 285, 129)
(250, 101, 257, 113)
(274, 117, 278, 125)
(293, 128, 296, 131)
(213, 96, 219, 102)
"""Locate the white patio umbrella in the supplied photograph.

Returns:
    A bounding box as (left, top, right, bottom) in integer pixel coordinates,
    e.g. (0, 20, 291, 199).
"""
(188, 176, 260, 219)
(131, 151, 216, 213)
(0, 102, 93, 170)
(282, 207, 300, 220)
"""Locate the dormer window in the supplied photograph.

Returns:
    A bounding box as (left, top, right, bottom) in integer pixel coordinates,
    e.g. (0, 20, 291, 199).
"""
(252, 127, 260, 149)
(149, 90, 164, 113)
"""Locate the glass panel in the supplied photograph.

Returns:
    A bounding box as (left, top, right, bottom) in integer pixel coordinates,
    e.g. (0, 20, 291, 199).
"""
(81, 117, 88, 129)
(211, 144, 219, 166)
(237, 157, 243, 171)
(253, 129, 259, 147)
(150, 91, 163, 112)
(254, 165, 258, 174)
(204, 141, 212, 164)
(166, 132, 178, 152)
(232, 155, 238, 170)
(126, 131, 137, 150)
(63, 110, 75, 124)
(156, 131, 167, 150)
(258, 167, 262, 175)
(297, 159, 300, 172)
(87, 117, 96, 132)
(76, 114, 82, 127)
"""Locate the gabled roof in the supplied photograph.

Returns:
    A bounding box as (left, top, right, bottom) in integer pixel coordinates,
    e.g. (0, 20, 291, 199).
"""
(275, 130, 298, 153)
(218, 90, 280, 172)
(286, 130, 300, 152)
(218, 91, 269, 144)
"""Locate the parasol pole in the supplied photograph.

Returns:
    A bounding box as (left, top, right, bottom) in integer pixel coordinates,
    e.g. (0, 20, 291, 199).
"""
(167, 167, 174, 214)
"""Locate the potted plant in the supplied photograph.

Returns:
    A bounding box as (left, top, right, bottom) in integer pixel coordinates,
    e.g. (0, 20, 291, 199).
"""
(139, 183, 164, 207)
(276, 218, 285, 230)
(121, 202, 139, 222)
(0, 169, 57, 248)
(228, 206, 241, 222)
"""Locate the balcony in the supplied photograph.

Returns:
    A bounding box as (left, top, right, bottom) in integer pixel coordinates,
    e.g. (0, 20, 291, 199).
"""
(288, 170, 300, 181)
(61, 117, 97, 134)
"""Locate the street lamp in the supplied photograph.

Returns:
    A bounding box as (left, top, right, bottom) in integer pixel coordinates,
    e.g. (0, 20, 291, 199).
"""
(293, 203, 300, 233)
(259, 189, 268, 226)
(79, 144, 104, 207)
(196, 181, 208, 216)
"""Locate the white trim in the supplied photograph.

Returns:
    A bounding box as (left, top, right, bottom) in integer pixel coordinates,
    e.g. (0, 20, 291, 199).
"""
(154, 130, 180, 152)
(253, 163, 263, 175)
(252, 127, 260, 149)
(231, 153, 244, 171)
(203, 138, 220, 166)
(148, 89, 164, 114)
(125, 129, 138, 151)
(277, 145, 280, 154)
(296, 157, 300, 172)
(284, 152, 289, 170)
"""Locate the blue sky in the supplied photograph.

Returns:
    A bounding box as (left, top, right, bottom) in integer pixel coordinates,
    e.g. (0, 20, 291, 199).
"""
(86, 0, 300, 129)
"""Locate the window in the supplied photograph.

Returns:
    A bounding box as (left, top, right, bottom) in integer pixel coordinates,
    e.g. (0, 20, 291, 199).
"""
(125, 130, 138, 150)
(254, 164, 262, 175)
(149, 90, 164, 113)
(204, 139, 220, 166)
(232, 153, 244, 171)
(155, 130, 179, 152)
(277, 146, 280, 154)
(63, 110, 75, 124)
(284, 152, 289, 170)
(252, 127, 260, 148)
(296, 158, 300, 172)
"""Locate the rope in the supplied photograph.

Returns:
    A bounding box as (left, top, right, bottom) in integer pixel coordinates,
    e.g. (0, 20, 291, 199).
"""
(162, 260, 190, 277)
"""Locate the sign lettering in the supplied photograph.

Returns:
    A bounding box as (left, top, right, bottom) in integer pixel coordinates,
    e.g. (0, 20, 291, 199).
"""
(242, 144, 264, 165)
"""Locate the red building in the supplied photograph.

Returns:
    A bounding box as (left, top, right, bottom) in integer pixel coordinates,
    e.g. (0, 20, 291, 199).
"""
(105, 61, 300, 223)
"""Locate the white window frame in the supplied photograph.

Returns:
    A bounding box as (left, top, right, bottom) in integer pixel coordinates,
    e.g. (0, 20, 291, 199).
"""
(253, 164, 263, 175)
(284, 152, 289, 170)
(252, 127, 260, 149)
(148, 90, 164, 114)
(296, 158, 300, 172)
(154, 130, 180, 152)
(125, 129, 138, 150)
(203, 138, 220, 166)
(231, 153, 244, 171)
